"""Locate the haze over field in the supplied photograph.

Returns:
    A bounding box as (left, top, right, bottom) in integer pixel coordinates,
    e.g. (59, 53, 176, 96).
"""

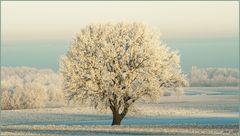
(2, 39, 238, 73)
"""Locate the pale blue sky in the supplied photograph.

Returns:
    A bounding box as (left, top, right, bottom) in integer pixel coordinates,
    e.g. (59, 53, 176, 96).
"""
(1, 1, 238, 43)
(1, 1, 239, 73)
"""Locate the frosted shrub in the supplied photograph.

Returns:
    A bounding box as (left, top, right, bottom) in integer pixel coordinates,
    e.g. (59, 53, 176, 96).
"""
(1, 80, 48, 110)
(1, 89, 11, 110)
(1, 67, 65, 110)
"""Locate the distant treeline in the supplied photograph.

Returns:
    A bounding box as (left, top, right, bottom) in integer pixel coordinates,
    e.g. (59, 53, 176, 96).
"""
(190, 66, 239, 87)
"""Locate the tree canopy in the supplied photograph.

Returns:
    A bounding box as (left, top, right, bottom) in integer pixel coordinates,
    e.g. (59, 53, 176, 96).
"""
(60, 22, 188, 125)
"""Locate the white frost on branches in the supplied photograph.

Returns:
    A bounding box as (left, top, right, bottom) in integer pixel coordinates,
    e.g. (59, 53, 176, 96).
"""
(60, 22, 188, 115)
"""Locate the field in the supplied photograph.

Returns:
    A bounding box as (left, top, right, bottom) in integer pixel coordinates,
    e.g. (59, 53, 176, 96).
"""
(1, 87, 239, 136)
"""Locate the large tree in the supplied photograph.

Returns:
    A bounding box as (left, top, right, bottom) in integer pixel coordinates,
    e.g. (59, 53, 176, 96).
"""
(60, 22, 188, 125)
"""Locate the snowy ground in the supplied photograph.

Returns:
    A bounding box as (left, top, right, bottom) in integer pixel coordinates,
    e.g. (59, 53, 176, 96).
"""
(1, 125, 239, 136)
(1, 87, 239, 135)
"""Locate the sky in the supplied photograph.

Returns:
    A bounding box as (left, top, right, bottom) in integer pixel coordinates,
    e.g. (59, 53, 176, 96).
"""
(1, 1, 239, 73)
(2, 1, 239, 43)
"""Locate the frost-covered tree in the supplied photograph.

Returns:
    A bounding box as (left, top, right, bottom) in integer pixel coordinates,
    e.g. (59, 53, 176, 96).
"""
(60, 22, 188, 125)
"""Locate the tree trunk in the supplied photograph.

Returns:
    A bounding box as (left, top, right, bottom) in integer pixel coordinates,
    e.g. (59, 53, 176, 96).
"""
(111, 111, 123, 125)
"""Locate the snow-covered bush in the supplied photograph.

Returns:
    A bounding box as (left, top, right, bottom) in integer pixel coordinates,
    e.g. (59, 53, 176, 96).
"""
(1, 84, 47, 110)
(190, 66, 239, 86)
(1, 67, 65, 110)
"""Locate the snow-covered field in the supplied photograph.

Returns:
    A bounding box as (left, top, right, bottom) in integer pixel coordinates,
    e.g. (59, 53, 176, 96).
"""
(1, 87, 239, 136)
(1, 125, 239, 136)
